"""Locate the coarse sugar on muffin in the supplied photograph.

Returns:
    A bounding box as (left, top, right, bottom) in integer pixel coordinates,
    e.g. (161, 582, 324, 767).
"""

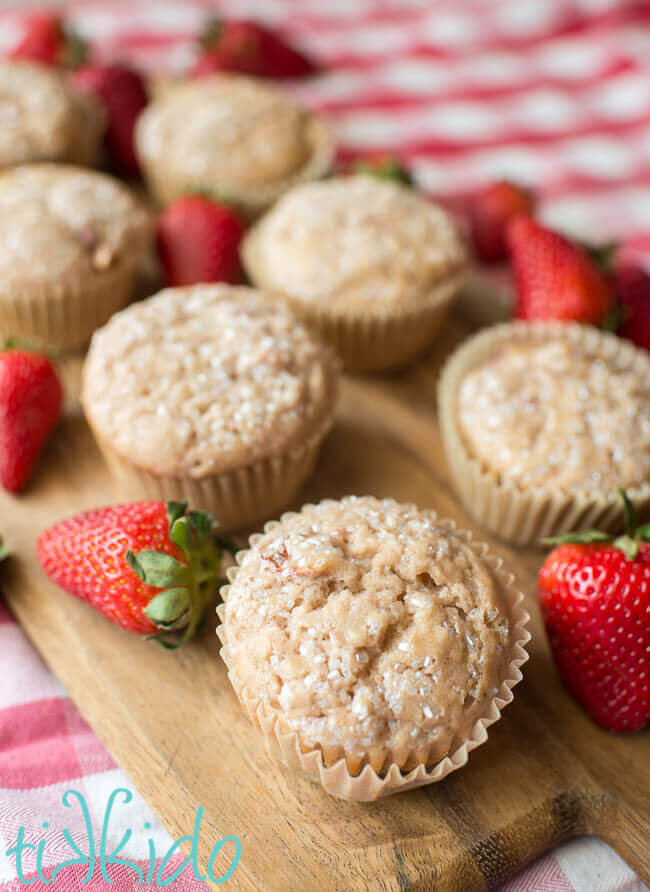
(439, 321, 650, 544)
(0, 164, 151, 350)
(219, 496, 528, 795)
(0, 60, 104, 169)
(135, 74, 334, 217)
(82, 285, 339, 529)
(458, 338, 650, 492)
(242, 176, 468, 371)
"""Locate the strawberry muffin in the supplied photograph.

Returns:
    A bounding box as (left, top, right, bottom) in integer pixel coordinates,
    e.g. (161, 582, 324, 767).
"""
(0, 164, 151, 350)
(439, 321, 650, 544)
(0, 60, 104, 168)
(218, 496, 529, 799)
(82, 284, 339, 530)
(135, 74, 333, 217)
(242, 175, 468, 371)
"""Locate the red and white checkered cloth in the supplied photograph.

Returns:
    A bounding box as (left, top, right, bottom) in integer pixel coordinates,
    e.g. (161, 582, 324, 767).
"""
(1, 1, 649, 889)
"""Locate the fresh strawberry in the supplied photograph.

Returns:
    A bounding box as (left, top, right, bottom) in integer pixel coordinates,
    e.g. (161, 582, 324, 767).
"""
(71, 64, 148, 176)
(353, 154, 413, 187)
(468, 180, 534, 262)
(9, 11, 85, 67)
(508, 215, 613, 325)
(38, 501, 233, 646)
(539, 490, 650, 733)
(156, 195, 245, 287)
(0, 348, 62, 494)
(192, 19, 315, 79)
(612, 262, 650, 351)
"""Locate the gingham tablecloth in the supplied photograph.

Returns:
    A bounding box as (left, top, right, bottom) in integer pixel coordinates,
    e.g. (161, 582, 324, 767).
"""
(1, 1, 649, 889)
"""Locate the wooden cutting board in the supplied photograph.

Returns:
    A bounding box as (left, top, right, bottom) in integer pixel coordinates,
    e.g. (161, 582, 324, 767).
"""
(3, 314, 649, 891)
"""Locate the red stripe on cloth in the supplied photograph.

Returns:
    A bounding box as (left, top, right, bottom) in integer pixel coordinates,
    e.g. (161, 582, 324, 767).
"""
(500, 854, 575, 891)
(0, 700, 114, 788)
(334, 116, 650, 162)
(294, 61, 637, 114)
(0, 857, 210, 891)
(98, 30, 196, 49)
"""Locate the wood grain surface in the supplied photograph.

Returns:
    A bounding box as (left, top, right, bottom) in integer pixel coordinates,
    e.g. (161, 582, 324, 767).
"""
(3, 314, 649, 891)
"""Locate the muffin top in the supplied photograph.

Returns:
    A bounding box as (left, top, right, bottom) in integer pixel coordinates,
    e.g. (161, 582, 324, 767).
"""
(242, 176, 468, 314)
(136, 74, 332, 201)
(458, 337, 650, 492)
(223, 496, 511, 768)
(0, 165, 151, 292)
(82, 285, 338, 477)
(0, 61, 103, 167)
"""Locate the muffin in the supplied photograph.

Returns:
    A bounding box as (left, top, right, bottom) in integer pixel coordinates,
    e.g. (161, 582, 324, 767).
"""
(0, 60, 104, 169)
(439, 321, 650, 545)
(0, 164, 152, 350)
(135, 73, 334, 217)
(82, 285, 339, 530)
(242, 176, 468, 371)
(217, 496, 529, 800)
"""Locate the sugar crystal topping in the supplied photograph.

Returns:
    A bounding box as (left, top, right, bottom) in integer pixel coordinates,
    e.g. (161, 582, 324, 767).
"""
(458, 339, 650, 492)
(83, 285, 338, 477)
(224, 496, 510, 765)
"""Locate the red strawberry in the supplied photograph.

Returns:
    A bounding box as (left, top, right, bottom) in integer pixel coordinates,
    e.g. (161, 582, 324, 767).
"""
(468, 180, 534, 263)
(0, 348, 62, 494)
(612, 262, 650, 351)
(353, 154, 414, 187)
(71, 64, 148, 176)
(539, 491, 650, 733)
(508, 215, 613, 325)
(192, 19, 315, 79)
(9, 11, 85, 68)
(38, 501, 233, 646)
(156, 195, 245, 287)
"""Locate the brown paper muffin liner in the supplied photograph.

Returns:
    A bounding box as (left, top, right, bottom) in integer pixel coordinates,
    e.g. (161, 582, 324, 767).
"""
(140, 114, 335, 219)
(0, 256, 141, 352)
(86, 408, 336, 533)
(216, 506, 530, 800)
(438, 320, 650, 546)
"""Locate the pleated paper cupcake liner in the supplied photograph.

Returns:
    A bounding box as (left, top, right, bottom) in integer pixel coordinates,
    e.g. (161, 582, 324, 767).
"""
(216, 505, 530, 801)
(86, 410, 336, 533)
(438, 320, 650, 546)
(241, 264, 466, 372)
(0, 258, 141, 352)
(139, 115, 335, 219)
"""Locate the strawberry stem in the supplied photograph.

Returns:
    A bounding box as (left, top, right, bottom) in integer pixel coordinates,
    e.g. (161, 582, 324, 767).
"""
(354, 156, 414, 187)
(127, 501, 228, 648)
